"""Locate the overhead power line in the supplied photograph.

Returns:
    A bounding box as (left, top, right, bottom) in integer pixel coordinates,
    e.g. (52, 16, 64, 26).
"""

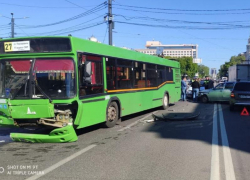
(0, 2, 101, 9)
(115, 21, 250, 30)
(30, 15, 105, 36)
(113, 6, 250, 15)
(25, 14, 106, 36)
(113, 3, 250, 12)
(114, 14, 250, 27)
(32, 21, 105, 36)
(14, 23, 29, 37)
(17, 2, 107, 29)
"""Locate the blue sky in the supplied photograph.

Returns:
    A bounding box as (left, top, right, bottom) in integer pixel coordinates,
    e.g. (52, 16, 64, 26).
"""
(1, 0, 250, 72)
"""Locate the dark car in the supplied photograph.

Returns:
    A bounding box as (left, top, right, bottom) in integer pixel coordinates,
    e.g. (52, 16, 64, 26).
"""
(229, 81, 250, 111)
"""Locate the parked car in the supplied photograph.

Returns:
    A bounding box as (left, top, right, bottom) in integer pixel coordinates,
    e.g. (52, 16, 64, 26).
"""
(186, 85, 193, 98)
(229, 81, 250, 111)
(199, 82, 235, 103)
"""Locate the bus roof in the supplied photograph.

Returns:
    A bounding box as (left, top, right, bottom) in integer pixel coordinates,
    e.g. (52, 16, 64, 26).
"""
(0, 36, 179, 68)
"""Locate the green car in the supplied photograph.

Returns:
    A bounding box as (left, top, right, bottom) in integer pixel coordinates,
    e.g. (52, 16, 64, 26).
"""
(199, 82, 235, 103)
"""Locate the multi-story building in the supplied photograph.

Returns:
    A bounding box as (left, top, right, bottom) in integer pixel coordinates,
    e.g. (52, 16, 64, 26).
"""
(135, 41, 198, 59)
(245, 37, 250, 61)
(211, 68, 217, 79)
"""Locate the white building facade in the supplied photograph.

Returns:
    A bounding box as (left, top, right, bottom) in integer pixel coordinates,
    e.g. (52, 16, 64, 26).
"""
(135, 41, 198, 59)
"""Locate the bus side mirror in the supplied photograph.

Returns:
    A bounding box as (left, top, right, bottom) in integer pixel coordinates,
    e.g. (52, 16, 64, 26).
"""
(83, 61, 92, 84)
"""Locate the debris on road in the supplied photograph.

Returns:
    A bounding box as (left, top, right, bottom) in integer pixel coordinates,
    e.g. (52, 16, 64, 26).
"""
(152, 112, 200, 121)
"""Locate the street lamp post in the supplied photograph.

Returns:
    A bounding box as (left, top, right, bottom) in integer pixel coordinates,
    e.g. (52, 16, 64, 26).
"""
(11, 13, 14, 38)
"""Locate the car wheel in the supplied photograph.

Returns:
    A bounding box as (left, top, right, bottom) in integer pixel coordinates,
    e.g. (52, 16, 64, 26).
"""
(229, 105, 234, 111)
(104, 102, 119, 128)
(162, 94, 169, 110)
(201, 95, 208, 103)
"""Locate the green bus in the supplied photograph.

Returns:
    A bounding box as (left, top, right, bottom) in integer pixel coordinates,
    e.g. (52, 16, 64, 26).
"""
(0, 36, 181, 143)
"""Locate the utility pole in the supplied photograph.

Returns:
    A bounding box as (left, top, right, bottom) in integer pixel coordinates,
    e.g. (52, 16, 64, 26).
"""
(11, 13, 14, 38)
(108, 0, 113, 45)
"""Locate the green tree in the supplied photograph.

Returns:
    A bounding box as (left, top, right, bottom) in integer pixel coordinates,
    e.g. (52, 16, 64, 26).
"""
(164, 56, 198, 78)
(198, 64, 209, 78)
(218, 54, 245, 78)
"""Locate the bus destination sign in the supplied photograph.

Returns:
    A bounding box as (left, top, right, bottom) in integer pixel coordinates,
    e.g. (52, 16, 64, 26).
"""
(4, 41, 30, 52)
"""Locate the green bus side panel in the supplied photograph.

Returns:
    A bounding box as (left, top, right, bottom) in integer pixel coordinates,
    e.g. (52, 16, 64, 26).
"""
(116, 84, 179, 116)
(75, 84, 180, 129)
(75, 97, 108, 129)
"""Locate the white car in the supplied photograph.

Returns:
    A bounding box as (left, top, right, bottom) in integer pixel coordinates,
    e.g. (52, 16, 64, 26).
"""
(186, 85, 193, 98)
(186, 85, 205, 99)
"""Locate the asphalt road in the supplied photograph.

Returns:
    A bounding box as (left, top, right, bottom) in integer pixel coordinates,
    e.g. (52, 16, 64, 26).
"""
(0, 101, 250, 180)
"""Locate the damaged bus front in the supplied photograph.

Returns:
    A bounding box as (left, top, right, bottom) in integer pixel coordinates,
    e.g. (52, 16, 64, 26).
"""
(0, 38, 78, 143)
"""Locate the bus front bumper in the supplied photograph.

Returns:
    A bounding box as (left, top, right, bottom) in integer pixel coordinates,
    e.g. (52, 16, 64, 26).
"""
(10, 125, 78, 143)
(0, 116, 15, 126)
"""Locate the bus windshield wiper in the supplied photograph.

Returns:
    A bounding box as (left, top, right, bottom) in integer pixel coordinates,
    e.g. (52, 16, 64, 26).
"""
(34, 82, 52, 103)
(11, 78, 30, 99)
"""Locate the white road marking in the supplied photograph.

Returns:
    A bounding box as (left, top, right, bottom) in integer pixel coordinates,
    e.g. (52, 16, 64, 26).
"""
(210, 104, 220, 180)
(218, 104, 236, 180)
(26, 144, 96, 180)
(0, 135, 12, 143)
(118, 111, 158, 131)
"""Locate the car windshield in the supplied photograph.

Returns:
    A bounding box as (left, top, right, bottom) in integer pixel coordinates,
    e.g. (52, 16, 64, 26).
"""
(0, 58, 75, 99)
(234, 82, 250, 91)
(214, 83, 224, 89)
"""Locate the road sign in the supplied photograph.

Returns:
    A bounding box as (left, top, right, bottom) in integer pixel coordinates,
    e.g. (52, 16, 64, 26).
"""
(241, 107, 249, 116)
(193, 58, 202, 64)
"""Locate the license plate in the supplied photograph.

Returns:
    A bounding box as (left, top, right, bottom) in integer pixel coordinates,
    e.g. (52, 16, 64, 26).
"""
(239, 95, 250, 98)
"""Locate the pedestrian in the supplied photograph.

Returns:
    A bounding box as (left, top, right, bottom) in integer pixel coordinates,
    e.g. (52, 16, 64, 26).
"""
(204, 76, 209, 89)
(181, 76, 187, 101)
(192, 77, 200, 102)
(208, 77, 214, 89)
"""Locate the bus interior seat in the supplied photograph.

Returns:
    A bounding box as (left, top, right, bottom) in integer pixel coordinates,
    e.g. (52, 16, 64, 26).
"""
(138, 80, 150, 88)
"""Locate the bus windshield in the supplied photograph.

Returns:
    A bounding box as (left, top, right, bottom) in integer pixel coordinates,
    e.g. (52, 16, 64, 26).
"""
(0, 58, 75, 99)
(0, 59, 31, 99)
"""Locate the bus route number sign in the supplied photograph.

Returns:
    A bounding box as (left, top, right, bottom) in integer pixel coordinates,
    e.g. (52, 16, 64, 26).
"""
(4, 41, 30, 52)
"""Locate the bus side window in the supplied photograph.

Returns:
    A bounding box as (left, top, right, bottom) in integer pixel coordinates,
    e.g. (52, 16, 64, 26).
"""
(79, 54, 104, 96)
(106, 58, 116, 90)
(116, 59, 133, 89)
(134, 62, 147, 88)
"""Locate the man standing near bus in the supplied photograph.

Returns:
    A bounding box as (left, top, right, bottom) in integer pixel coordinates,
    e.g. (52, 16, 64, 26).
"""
(204, 76, 209, 89)
(181, 76, 187, 101)
(204, 76, 214, 89)
(192, 77, 200, 102)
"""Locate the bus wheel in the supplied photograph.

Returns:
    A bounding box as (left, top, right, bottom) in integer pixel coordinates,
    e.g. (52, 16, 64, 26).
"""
(105, 102, 119, 128)
(162, 94, 169, 110)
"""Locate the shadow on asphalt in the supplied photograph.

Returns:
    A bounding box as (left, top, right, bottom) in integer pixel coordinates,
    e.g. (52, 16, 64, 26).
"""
(0, 106, 168, 138)
(144, 100, 250, 155)
(75, 107, 161, 136)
